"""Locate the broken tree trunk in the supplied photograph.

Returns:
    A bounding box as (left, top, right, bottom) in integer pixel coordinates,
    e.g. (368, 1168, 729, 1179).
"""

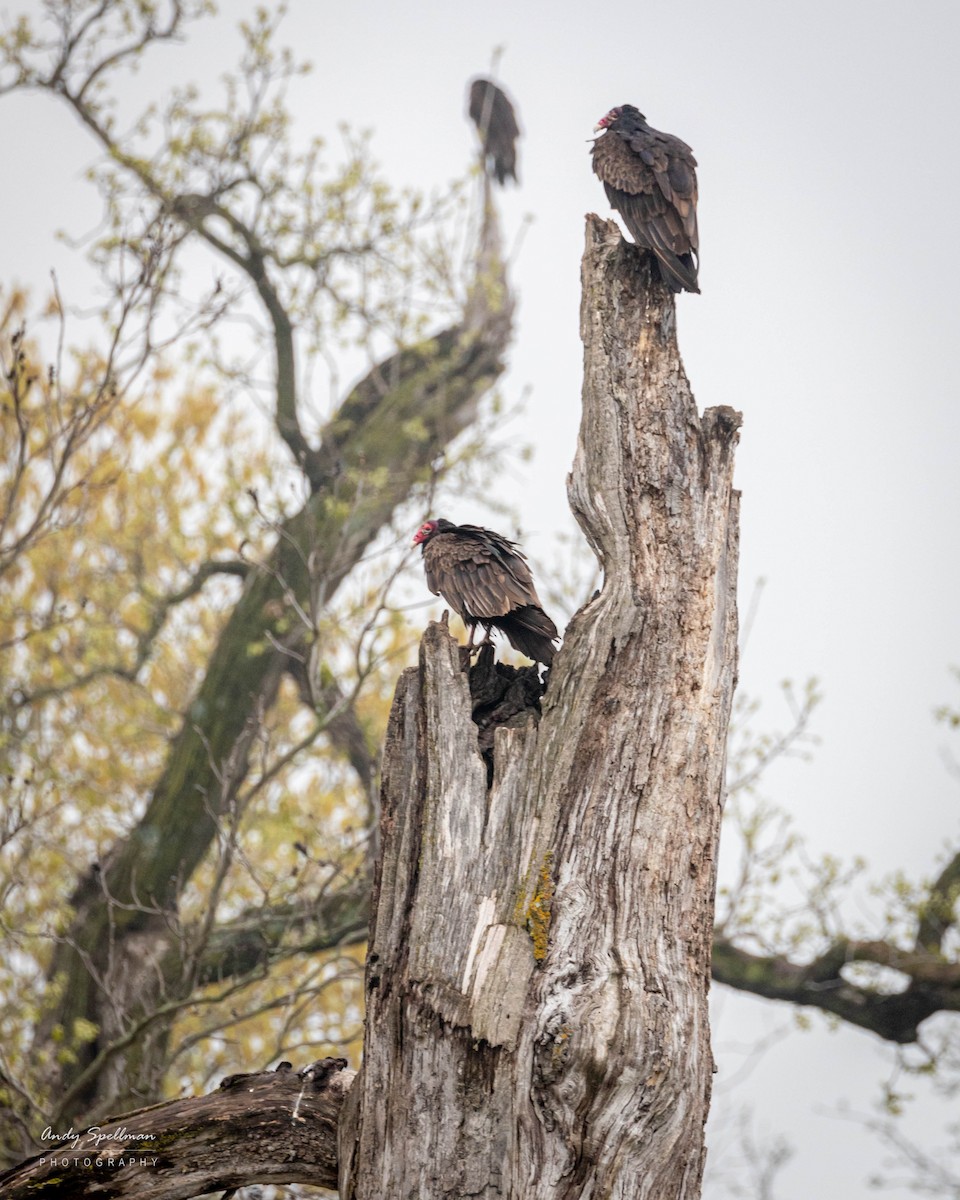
(339, 216, 741, 1199)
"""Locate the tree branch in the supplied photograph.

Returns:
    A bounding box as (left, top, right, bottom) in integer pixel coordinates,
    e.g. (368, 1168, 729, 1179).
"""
(915, 847, 960, 953)
(0, 1059, 352, 1200)
(194, 878, 369, 987)
(288, 652, 379, 793)
(8, 559, 249, 707)
(170, 196, 326, 487)
(711, 936, 956, 1044)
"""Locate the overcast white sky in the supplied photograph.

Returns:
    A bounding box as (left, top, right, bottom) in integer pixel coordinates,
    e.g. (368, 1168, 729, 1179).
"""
(4, 1, 960, 1195)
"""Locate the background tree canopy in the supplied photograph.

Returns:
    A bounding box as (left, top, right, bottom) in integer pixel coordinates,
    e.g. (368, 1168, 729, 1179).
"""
(1, 2, 958, 1196)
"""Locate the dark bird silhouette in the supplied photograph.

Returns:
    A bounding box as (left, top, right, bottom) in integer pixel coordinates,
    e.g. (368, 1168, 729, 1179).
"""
(468, 78, 520, 186)
(413, 519, 559, 666)
(591, 104, 699, 293)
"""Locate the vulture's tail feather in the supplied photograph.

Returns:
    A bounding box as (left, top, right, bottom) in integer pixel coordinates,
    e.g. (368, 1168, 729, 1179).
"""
(654, 249, 700, 294)
(498, 605, 559, 667)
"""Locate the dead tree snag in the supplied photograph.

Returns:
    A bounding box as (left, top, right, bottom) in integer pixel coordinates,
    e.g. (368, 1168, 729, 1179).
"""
(340, 218, 741, 1199)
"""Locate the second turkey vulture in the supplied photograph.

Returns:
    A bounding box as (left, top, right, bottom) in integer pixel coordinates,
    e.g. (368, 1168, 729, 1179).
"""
(468, 78, 520, 186)
(413, 519, 559, 666)
(591, 104, 700, 294)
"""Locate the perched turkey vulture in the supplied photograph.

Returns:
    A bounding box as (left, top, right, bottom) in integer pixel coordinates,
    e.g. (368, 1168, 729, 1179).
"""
(468, 78, 520, 186)
(591, 104, 700, 294)
(413, 519, 559, 666)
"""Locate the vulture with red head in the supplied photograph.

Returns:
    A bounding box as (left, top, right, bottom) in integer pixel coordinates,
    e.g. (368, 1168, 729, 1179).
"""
(468, 78, 520, 186)
(591, 103, 700, 293)
(413, 519, 559, 666)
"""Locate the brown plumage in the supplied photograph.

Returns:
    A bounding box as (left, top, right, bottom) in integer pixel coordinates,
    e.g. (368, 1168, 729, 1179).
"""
(468, 78, 520, 186)
(413, 519, 559, 666)
(591, 104, 699, 293)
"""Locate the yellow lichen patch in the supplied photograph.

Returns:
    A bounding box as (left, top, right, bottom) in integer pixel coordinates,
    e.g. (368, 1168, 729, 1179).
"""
(525, 851, 555, 963)
(551, 1024, 571, 1069)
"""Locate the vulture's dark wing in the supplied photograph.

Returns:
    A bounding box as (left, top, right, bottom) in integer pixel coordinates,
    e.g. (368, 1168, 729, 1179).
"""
(423, 530, 540, 622)
(592, 124, 699, 293)
(468, 78, 520, 186)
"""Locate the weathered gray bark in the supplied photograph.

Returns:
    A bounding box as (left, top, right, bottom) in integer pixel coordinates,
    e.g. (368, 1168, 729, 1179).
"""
(339, 218, 741, 1199)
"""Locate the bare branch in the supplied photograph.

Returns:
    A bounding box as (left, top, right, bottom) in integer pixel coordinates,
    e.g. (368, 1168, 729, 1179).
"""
(0, 1059, 352, 1200)
(193, 877, 369, 988)
(712, 936, 958, 1044)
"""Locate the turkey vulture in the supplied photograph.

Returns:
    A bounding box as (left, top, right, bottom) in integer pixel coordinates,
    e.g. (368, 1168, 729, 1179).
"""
(468, 78, 520, 186)
(413, 519, 559, 666)
(591, 104, 700, 294)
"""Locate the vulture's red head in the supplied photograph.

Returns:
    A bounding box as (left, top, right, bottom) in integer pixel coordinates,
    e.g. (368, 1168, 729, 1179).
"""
(412, 520, 440, 546)
(593, 104, 643, 133)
